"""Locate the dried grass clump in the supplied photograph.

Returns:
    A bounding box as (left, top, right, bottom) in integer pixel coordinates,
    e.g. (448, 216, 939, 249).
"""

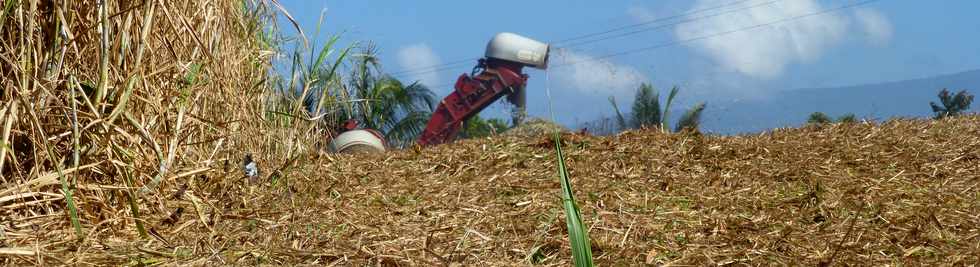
(8, 113, 978, 265)
(2, 1, 979, 265)
(504, 117, 569, 137)
(0, 0, 329, 264)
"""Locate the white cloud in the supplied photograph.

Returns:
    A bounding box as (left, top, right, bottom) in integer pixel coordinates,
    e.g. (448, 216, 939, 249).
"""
(549, 49, 648, 98)
(675, 0, 852, 79)
(396, 43, 442, 89)
(854, 8, 893, 46)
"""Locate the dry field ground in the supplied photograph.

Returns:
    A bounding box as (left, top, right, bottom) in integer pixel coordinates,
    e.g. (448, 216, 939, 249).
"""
(2, 1, 978, 265)
(4, 117, 979, 266)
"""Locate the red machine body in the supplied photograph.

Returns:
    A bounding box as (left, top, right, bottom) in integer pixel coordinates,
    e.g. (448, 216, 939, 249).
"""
(416, 59, 528, 146)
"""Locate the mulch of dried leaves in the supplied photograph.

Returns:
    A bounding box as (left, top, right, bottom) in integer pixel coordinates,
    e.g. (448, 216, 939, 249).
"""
(3, 117, 979, 266)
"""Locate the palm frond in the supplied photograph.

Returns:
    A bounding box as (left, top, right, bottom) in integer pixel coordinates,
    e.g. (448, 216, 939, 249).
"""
(385, 111, 432, 147)
(675, 102, 706, 132)
(661, 86, 680, 132)
(608, 96, 628, 131)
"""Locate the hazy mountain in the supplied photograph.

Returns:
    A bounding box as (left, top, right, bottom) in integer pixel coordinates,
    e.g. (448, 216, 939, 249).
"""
(700, 69, 980, 134)
(578, 70, 980, 135)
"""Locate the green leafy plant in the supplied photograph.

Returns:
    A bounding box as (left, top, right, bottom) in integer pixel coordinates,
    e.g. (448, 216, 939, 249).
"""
(609, 84, 705, 133)
(808, 112, 858, 125)
(333, 45, 436, 147)
(807, 112, 833, 124)
(675, 102, 706, 132)
(659, 86, 680, 131)
(631, 83, 662, 129)
(836, 113, 857, 123)
(608, 96, 628, 131)
(930, 88, 974, 119)
(459, 114, 511, 138)
(264, 14, 351, 130)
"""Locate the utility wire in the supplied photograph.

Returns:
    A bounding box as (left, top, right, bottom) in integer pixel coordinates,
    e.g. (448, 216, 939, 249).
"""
(556, 0, 786, 49)
(389, 0, 773, 78)
(551, 0, 881, 68)
(394, 0, 778, 80)
(387, 57, 476, 77)
(422, 0, 880, 90)
(550, 0, 759, 45)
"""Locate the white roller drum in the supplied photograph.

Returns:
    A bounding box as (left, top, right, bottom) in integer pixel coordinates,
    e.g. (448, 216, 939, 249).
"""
(329, 130, 386, 154)
(485, 32, 550, 69)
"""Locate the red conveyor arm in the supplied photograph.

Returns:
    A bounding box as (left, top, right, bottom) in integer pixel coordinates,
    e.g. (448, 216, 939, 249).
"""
(417, 60, 528, 146)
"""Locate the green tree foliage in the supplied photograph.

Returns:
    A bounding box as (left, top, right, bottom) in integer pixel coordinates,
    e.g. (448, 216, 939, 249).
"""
(609, 84, 706, 133)
(807, 112, 858, 125)
(836, 113, 857, 123)
(675, 102, 706, 132)
(336, 46, 436, 147)
(608, 96, 628, 131)
(807, 112, 833, 124)
(660, 86, 680, 131)
(930, 88, 974, 119)
(459, 114, 510, 138)
(630, 83, 661, 129)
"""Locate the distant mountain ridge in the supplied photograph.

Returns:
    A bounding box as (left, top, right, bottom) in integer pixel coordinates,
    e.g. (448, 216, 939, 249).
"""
(702, 69, 980, 134)
(577, 69, 980, 135)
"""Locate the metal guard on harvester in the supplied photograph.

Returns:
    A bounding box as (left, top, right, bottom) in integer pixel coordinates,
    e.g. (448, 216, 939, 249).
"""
(416, 32, 550, 146)
(416, 58, 530, 146)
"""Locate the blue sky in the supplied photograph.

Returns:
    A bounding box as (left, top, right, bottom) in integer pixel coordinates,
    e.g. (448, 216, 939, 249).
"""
(274, 0, 980, 128)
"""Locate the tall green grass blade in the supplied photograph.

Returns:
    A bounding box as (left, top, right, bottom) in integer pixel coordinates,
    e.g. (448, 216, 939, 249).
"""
(183, 63, 202, 86)
(52, 145, 84, 240)
(0, 101, 14, 180)
(110, 142, 148, 238)
(323, 45, 352, 85)
(133, 1, 156, 68)
(285, 44, 302, 105)
(543, 68, 593, 266)
(660, 86, 680, 132)
(311, 9, 327, 49)
(117, 11, 134, 67)
(554, 133, 594, 267)
(0, 0, 16, 33)
(69, 79, 81, 187)
(96, 0, 110, 107)
(17, 96, 83, 239)
(314, 45, 352, 114)
(107, 74, 138, 125)
(310, 32, 342, 75)
(608, 96, 627, 131)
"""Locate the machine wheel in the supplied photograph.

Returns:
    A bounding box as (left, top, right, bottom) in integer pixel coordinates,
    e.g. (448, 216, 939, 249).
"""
(329, 130, 386, 154)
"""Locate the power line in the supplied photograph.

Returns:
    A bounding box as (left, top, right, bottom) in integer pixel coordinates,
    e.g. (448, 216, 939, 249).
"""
(551, 0, 881, 69)
(389, 0, 776, 79)
(419, 0, 882, 90)
(556, 0, 786, 49)
(550, 0, 760, 45)
(393, 0, 781, 81)
(387, 57, 476, 77)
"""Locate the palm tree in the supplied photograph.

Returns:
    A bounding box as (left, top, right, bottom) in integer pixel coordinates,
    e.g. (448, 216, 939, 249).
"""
(609, 83, 704, 133)
(930, 88, 974, 119)
(631, 83, 662, 129)
(608, 96, 628, 131)
(335, 45, 436, 147)
(807, 112, 833, 124)
(807, 112, 857, 125)
(836, 113, 857, 123)
(675, 102, 706, 132)
(459, 114, 511, 138)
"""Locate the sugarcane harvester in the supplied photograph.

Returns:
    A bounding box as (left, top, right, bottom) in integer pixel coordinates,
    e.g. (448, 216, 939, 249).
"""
(329, 32, 550, 153)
